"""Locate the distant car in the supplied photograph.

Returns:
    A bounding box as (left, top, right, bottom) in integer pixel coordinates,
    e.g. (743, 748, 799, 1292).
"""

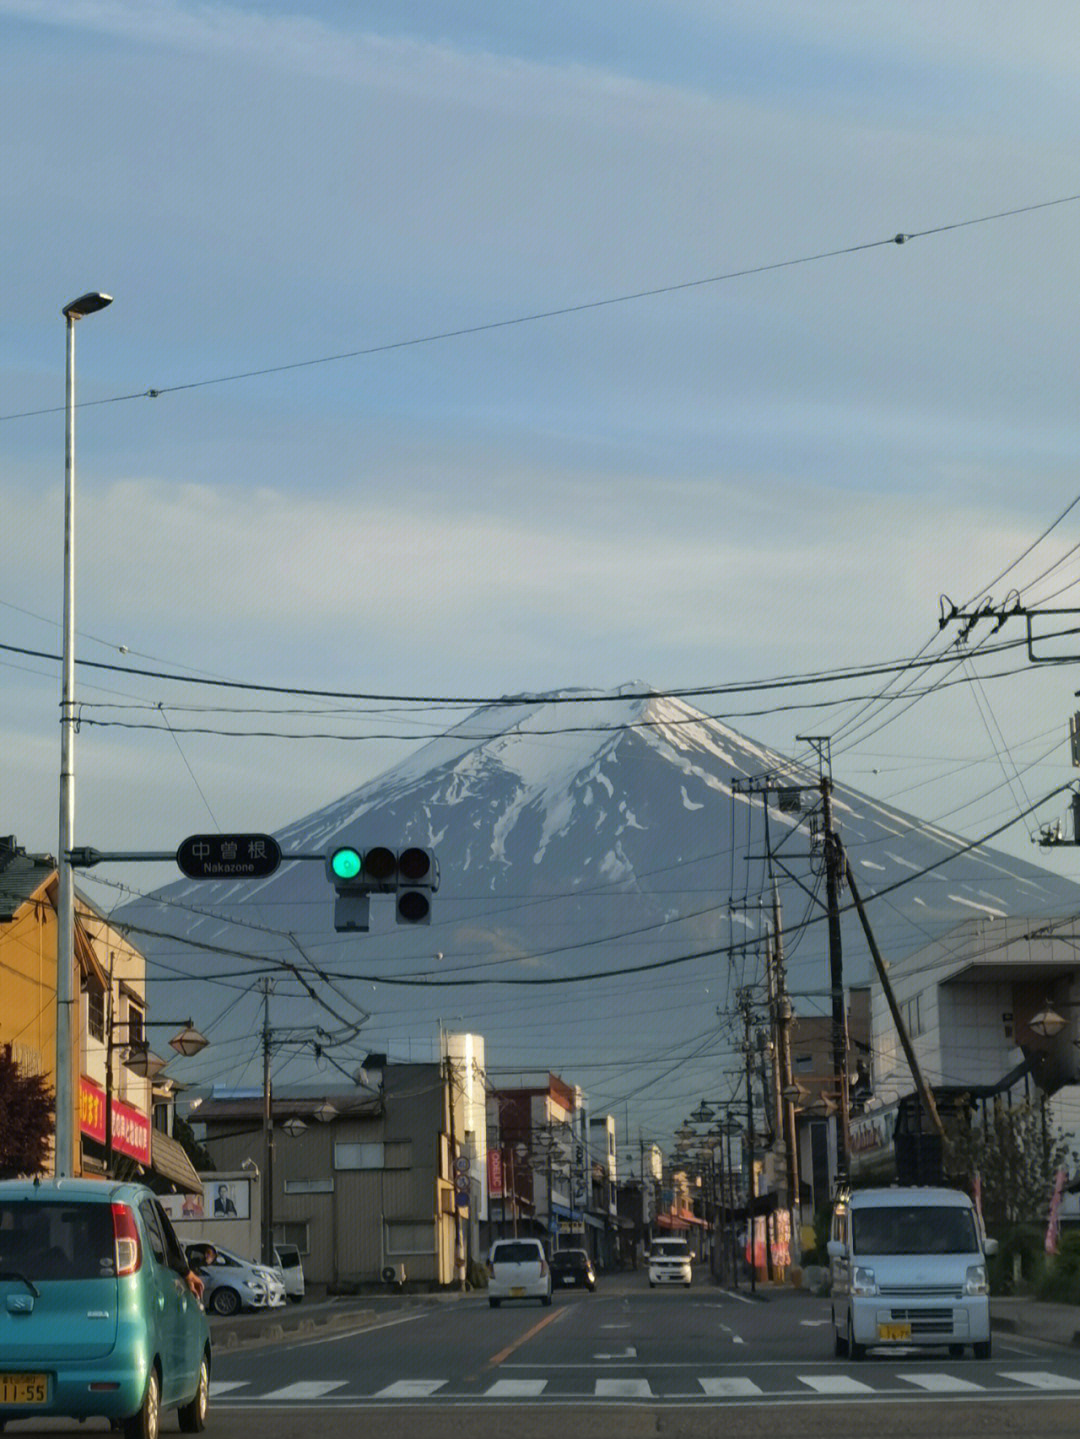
(487, 1238, 552, 1307)
(0, 1176, 211, 1437)
(549, 1248, 596, 1291)
(185, 1241, 286, 1316)
(274, 1243, 305, 1303)
(648, 1237, 693, 1287)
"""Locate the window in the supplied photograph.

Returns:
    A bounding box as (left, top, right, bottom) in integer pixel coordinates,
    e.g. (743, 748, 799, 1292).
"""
(284, 1177, 333, 1194)
(273, 1223, 309, 1254)
(334, 1142, 384, 1170)
(126, 1006, 145, 1046)
(87, 989, 105, 1042)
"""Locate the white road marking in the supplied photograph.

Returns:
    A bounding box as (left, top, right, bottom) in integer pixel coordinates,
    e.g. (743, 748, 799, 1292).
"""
(209, 1380, 249, 1396)
(486, 1379, 548, 1397)
(596, 1378, 654, 1398)
(372, 1379, 448, 1398)
(699, 1377, 764, 1396)
(594, 1347, 637, 1359)
(798, 1374, 875, 1394)
(899, 1373, 983, 1392)
(999, 1371, 1080, 1390)
(262, 1381, 348, 1400)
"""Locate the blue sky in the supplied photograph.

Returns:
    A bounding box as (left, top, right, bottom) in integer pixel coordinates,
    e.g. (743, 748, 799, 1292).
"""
(3, 0, 1080, 884)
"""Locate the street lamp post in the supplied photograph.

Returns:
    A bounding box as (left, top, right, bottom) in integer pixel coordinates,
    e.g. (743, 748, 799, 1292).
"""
(56, 291, 112, 1177)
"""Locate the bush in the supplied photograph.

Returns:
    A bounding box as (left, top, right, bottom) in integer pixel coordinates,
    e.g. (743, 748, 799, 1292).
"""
(987, 1224, 1043, 1294)
(1036, 1230, 1080, 1304)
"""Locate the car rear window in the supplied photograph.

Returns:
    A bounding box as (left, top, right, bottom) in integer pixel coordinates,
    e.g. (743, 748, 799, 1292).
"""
(491, 1242, 543, 1264)
(0, 1202, 115, 1281)
(551, 1251, 587, 1268)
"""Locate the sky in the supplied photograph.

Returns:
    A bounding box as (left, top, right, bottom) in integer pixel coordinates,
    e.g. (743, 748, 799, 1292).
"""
(4, 2, 1080, 1116)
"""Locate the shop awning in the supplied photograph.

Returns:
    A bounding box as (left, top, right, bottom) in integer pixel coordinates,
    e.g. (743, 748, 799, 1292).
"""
(148, 1129, 203, 1194)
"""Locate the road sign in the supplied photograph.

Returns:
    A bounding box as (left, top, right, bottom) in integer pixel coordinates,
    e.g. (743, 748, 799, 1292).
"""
(454, 1172, 470, 1193)
(453, 1155, 471, 1174)
(176, 833, 282, 880)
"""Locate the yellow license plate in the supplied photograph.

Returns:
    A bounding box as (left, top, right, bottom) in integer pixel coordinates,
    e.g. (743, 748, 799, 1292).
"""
(0, 1373, 48, 1404)
(877, 1322, 911, 1341)
(510, 1286, 526, 1297)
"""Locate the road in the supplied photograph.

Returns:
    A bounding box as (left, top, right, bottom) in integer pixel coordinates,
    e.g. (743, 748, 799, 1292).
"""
(9, 1275, 1079, 1435)
(199, 1273, 1080, 1438)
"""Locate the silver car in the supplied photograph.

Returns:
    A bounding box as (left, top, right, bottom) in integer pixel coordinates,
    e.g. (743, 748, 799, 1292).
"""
(185, 1243, 285, 1317)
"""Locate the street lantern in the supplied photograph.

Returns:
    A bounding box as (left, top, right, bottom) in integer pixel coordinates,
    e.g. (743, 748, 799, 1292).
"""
(1029, 1007, 1068, 1038)
(169, 1023, 210, 1058)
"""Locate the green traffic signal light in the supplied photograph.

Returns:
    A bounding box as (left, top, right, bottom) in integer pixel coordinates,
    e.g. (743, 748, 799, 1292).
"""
(330, 847, 363, 882)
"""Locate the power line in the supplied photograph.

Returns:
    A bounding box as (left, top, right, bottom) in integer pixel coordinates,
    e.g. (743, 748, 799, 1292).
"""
(3, 194, 1077, 424)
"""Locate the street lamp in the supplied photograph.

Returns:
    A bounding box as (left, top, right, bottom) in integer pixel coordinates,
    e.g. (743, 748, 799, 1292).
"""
(105, 1018, 207, 1173)
(56, 290, 112, 1177)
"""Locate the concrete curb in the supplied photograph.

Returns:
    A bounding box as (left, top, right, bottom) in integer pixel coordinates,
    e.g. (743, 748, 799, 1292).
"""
(212, 1307, 378, 1351)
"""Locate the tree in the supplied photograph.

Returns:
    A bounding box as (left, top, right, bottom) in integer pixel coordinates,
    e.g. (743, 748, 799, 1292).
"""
(0, 1045, 55, 1179)
(173, 1113, 214, 1173)
(946, 1093, 1076, 1228)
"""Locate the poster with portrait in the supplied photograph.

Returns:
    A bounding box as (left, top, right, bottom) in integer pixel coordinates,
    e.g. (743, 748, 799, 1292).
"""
(160, 1177, 251, 1223)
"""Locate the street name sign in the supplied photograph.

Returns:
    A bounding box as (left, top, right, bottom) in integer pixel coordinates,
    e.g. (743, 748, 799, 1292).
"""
(176, 833, 282, 880)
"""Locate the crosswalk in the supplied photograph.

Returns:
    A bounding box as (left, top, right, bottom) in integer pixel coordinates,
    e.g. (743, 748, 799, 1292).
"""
(210, 1368, 1080, 1403)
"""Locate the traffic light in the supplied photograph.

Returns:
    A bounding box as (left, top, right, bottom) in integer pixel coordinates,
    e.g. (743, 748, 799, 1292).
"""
(395, 846, 439, 926)
(325, 846, 371, 933)
(325, 845, 439, 931)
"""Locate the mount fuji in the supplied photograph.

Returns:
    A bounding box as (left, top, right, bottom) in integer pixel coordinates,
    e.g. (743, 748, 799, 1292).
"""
(121, 688, 1080, 1145)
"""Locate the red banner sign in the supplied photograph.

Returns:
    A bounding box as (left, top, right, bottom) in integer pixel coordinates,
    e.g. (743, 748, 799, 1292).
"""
(487, 1148, 504, 1198)
(79, 1077, 151, 1165)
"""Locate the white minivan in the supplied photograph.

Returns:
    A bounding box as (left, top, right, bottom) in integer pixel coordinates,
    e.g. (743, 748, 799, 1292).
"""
(828, 1186, 997, 1360)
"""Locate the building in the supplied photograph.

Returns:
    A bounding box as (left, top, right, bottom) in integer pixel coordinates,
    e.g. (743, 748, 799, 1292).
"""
(190, 1056, 471, 1287)
(0, 834, 200, 1193)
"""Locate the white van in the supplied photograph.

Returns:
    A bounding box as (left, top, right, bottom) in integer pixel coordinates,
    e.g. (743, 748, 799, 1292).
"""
(648, 1237, 692, 1288)
(828, 1187, 996, 1360)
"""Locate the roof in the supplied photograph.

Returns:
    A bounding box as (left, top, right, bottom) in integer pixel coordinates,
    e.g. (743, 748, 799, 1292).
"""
(0, 841, 55, 922)
(192, 1089, 383, 1125)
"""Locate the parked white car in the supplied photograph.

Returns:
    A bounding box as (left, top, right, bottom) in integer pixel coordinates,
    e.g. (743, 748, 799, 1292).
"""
(648, 1237, 693, 1287)
(186, 1241, 287, 1316)
(487, 1237, 552, 1307)
(274, 1243, 306, 1303)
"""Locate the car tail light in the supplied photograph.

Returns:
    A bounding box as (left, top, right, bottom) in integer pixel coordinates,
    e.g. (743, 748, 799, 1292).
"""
(539, 1258, 549, 1276)
(111, 1203, 142, 1276)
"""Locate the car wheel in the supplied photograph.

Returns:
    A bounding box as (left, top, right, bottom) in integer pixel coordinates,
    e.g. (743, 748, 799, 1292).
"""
(209, 1286, 241, 1317)
(123, 1365, 161, 1439)
(177, 1351, 210, 1434)
(489, 1297, 501, 1308)
(833, 1309, 849, 1357)
(542, 1292, 552, 1306)
(289, 1295, 303, 1304)
(847, 1315, 865, 1362)
(974, 1339, 992, 1360)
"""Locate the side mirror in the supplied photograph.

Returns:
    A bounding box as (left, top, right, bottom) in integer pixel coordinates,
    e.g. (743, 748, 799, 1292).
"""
(827, 1239, 844, 1259)
(983, 1237, 998, 1256)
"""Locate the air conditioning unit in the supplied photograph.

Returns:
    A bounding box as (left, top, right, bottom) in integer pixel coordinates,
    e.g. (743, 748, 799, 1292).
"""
(381, 1263, 406, 1288)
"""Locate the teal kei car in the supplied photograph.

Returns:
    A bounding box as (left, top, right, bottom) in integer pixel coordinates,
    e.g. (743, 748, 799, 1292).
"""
(0, 1177, 211, 1437)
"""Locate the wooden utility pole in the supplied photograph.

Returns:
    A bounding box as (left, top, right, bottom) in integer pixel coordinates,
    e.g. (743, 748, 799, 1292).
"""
(844, 862, 946, 1145)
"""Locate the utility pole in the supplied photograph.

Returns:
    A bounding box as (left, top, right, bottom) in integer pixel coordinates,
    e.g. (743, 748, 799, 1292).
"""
(739, 990, 757, 1294)
(261, 981, 275, 1266)
(772, 881, 801, 1257)
(804, 739, 851, 1190)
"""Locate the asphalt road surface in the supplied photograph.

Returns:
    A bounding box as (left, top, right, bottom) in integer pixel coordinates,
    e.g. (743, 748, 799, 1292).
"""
(8, 1276, 1080, 1436)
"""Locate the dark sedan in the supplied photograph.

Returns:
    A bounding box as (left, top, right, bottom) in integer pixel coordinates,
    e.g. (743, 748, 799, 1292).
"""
(549, 1248, 596, 1291)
